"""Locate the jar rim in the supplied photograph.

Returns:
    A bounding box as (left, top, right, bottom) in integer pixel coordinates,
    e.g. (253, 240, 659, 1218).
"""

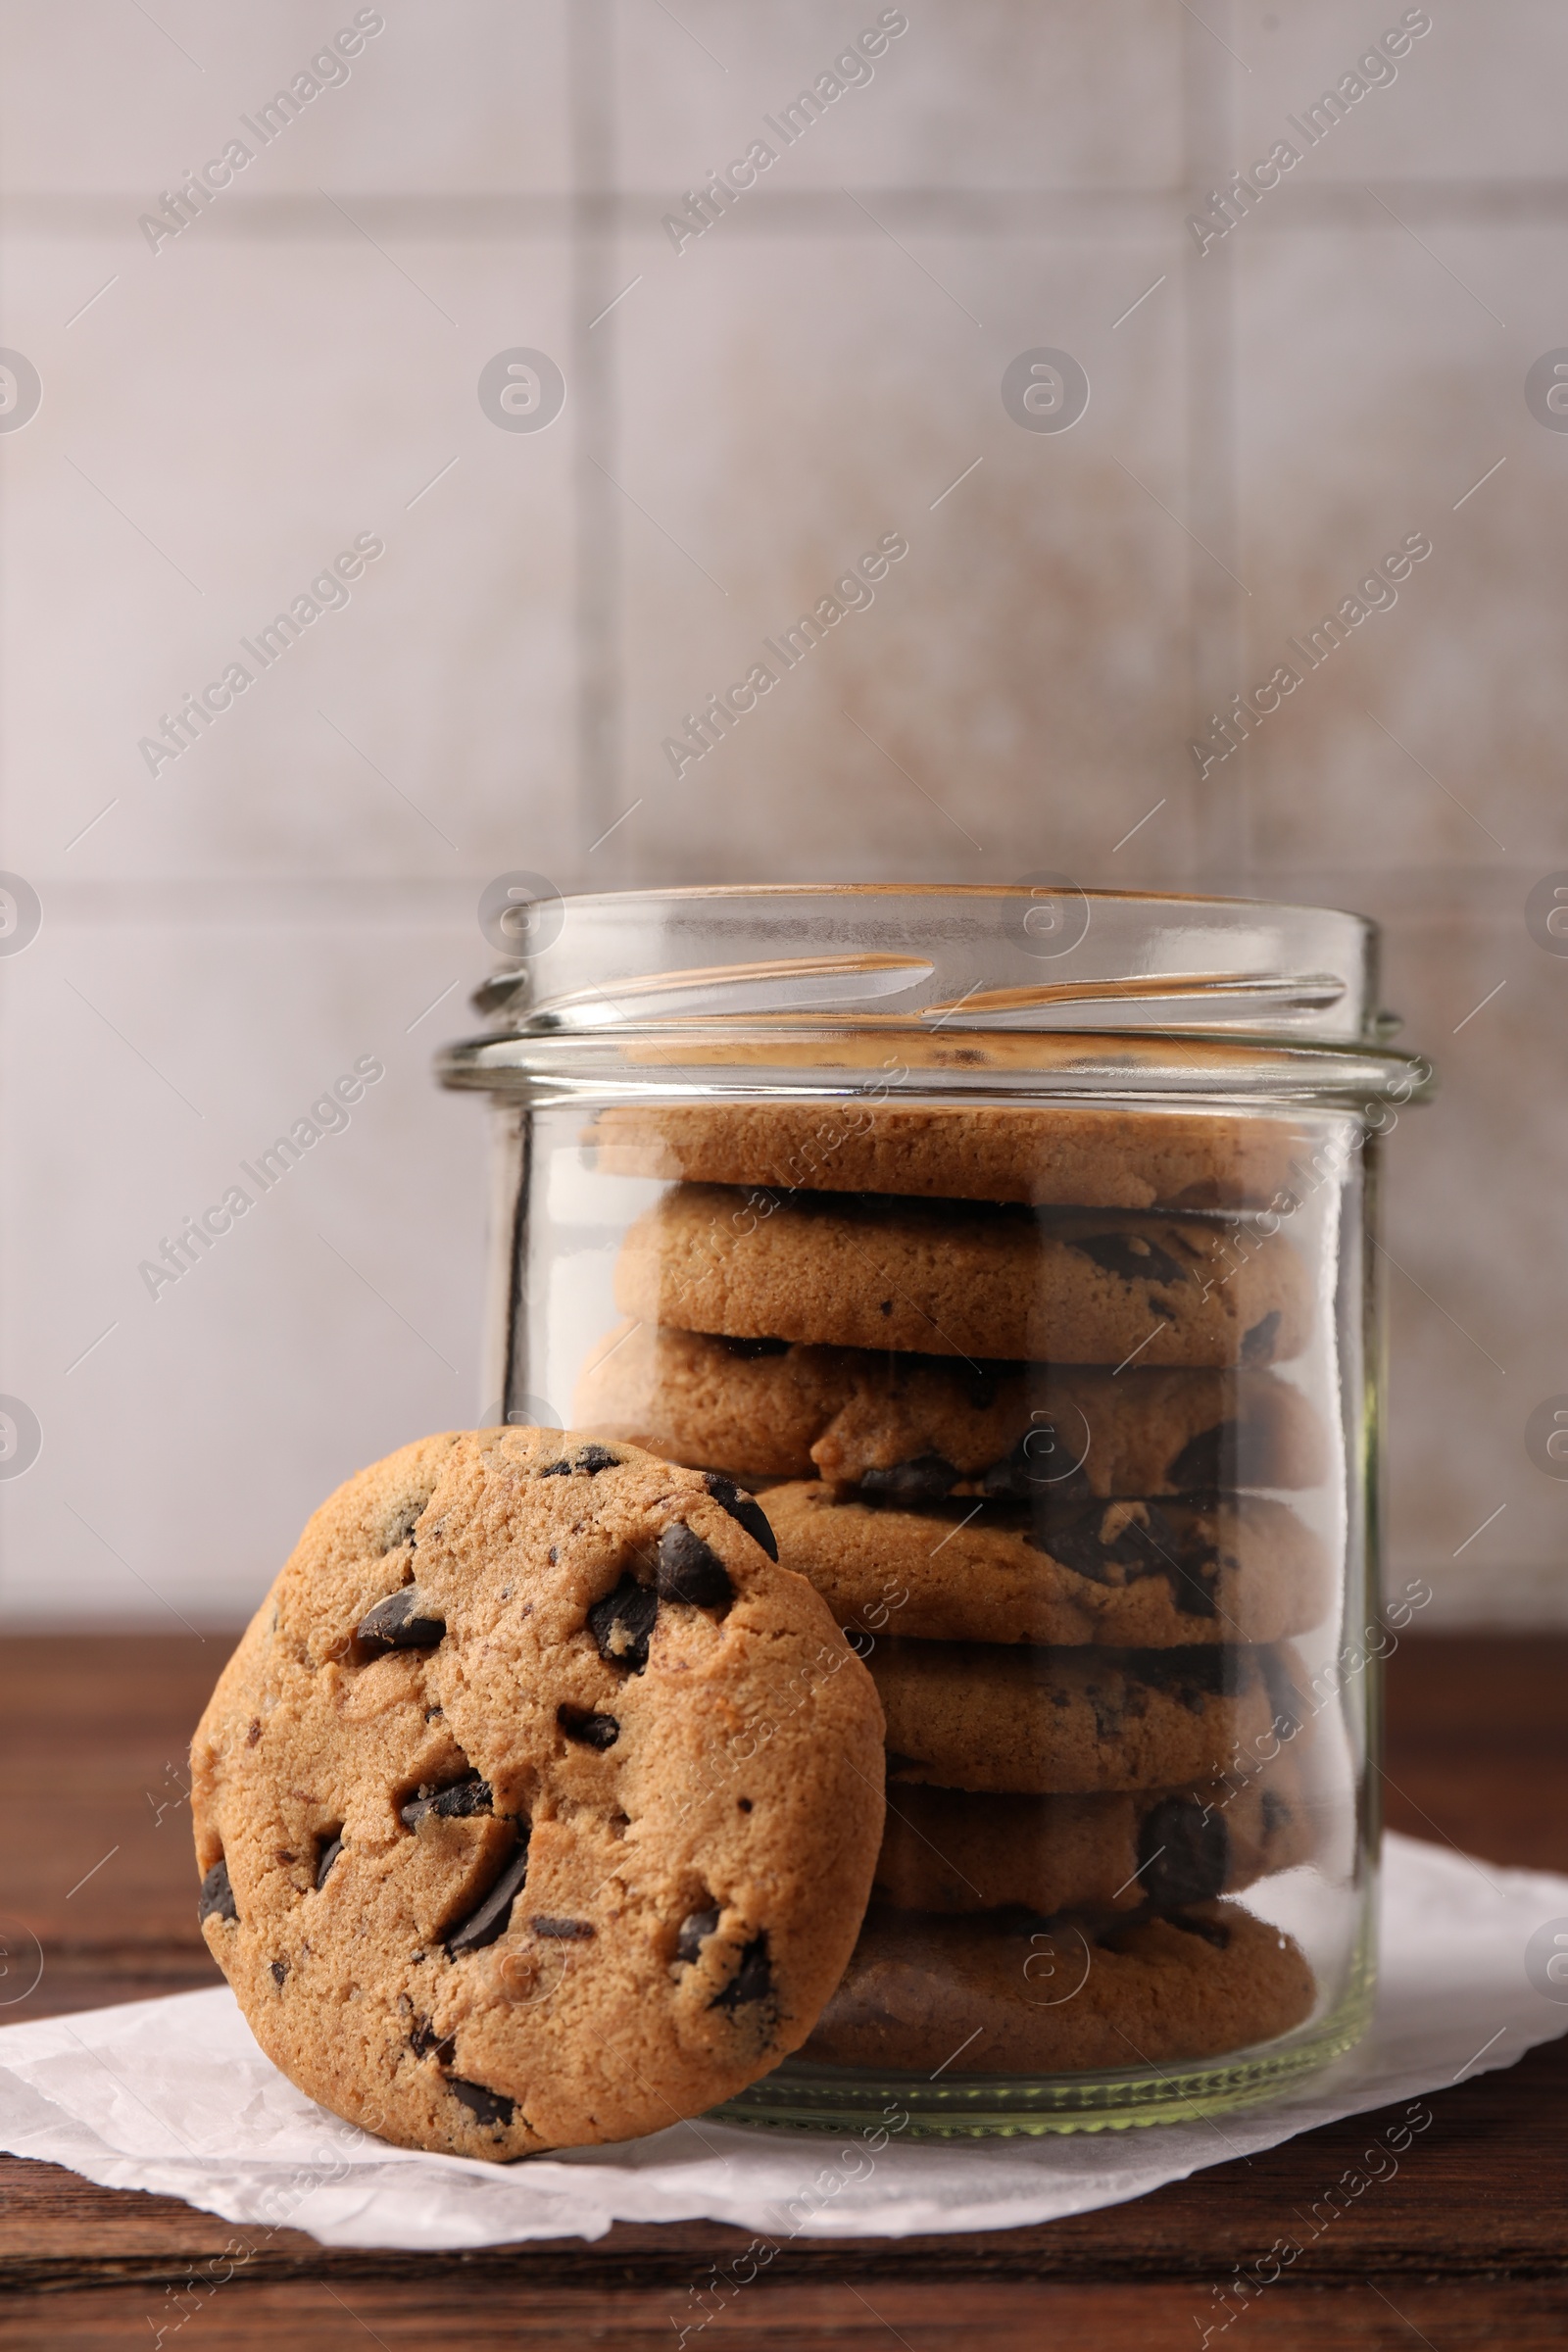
(457, 881, 1396, 1044)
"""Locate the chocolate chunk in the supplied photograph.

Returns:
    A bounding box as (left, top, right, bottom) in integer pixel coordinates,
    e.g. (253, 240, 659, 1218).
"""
(1168, 1522, 1221, 1619)
(1138, 1796, 1229, 1908)
(558, 1704, 619, 1750)
(1068, 1232, 1188, 1289)
(1169, 1664, 1219, 1716)
(531, 1916, 594, 1939)
(981, 1453, 1029, 1499)
(1260, 1788, 1288, 1838)
(655, 1523, 734, 1610)
(1240, 1309, 1281, 1364)
(356, 1585, 445, 1652)
(1170, 1569, 1219, 1620)
(197, 1859, 237, 1926)
(379, 1499, 426, 1555)
(270, 1959, 288, 1987)
(410, 2017, 455, 2063)
(401, 1776, 493, 1829)
(1029, 1512, 1113, 1579)
(446, 1834, 531, 1957)
(448, 2077, 514, 2129)
(428, 1777, 491, 1818)
(587, 1573, 659, 1670)
(1035, 1502, 1176, 1586)
(1165, 1421, 1233, 1494)
(719, 1335, 790, 1359)
(1045, 1501, 1222, 1616)
(712, 1932, 772, 2011)
(1038, 1501, 1225, 1618)
(704, 1473, 778, 1559)
(1167, 1909, 1232, 1951)
(676, 1905, 721, 1963)
(982, 1426, 1089, 1503)
(245, 1718, 262, 1747)
(860, 1453, 959, 1505)
(1086, 1685, 1125, 1742)
(544, 1445, 620, 1477)
(879, 1299, 894, 1316)
(316, 1834, 344, 1888)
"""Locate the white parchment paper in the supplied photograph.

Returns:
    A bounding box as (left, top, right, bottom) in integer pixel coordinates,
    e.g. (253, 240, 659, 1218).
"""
(2, 1833, 1564, 2250)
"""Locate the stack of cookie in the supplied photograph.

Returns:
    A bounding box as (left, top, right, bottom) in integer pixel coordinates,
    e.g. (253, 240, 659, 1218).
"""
(577, 1101, 1328, 2074)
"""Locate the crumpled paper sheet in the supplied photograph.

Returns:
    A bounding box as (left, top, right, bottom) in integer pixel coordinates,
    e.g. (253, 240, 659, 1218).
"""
(1, 1833, 1564, 2250)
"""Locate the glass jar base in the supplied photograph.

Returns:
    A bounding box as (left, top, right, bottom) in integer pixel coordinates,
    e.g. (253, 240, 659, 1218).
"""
(711, 1982, 1373, 2139)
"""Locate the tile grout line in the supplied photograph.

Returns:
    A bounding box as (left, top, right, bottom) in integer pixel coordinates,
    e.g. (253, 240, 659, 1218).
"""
(1181, 0, 1247, 887)
(10, 188, 1568, 233)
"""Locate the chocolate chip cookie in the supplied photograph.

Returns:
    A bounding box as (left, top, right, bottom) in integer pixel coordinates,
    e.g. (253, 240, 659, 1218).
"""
(191, 1429, 885, 2160)
(763, 1487, 1330, 1647)
(868, 1641, 1298, 1794)
(585, 1101, 1304, 1213)
(614, 1188, 1311, 1368)
(576, 1323, 1327, 1494)
(801, 1899, 1316, 2074)
(873, 1759, 1317, 1916)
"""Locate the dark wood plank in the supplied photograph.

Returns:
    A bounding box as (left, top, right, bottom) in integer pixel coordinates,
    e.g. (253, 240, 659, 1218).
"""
(0, 1635, 222, 2024)
(3, 2278, 1567, 2352)
(1, 1633, 1564, 2341)
(1379, 1632, 1568, 1869)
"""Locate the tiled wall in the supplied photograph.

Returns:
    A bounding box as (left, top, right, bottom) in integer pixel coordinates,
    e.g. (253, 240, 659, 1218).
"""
(2, 0, 1564, 1626)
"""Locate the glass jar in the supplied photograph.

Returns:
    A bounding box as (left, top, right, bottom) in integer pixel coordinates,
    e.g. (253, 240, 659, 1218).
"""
(437, 885, 1432, 2135)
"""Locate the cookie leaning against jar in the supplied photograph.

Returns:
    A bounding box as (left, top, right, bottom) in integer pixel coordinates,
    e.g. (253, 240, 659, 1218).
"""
(614, 1186, 1312, 1368)
(190, 1429, 884, 2160)
(574, 1324, 1328, 1494)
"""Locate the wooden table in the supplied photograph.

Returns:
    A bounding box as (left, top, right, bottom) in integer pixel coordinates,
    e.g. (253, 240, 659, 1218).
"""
(2, 1634, 1564, 2349)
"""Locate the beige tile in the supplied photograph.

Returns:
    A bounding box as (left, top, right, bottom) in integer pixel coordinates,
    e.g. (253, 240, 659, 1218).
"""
(1232, 0, 1568, 186)
(0, 911, 492, 1627)
(0, 229, 577, 879)
(1373, 898, 1568, 1623)
(613, 0, 1184, 196)
(0, 0, 571, 196)
(1231, 223, 1566, 876)
(603, 225, 1198, 887)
